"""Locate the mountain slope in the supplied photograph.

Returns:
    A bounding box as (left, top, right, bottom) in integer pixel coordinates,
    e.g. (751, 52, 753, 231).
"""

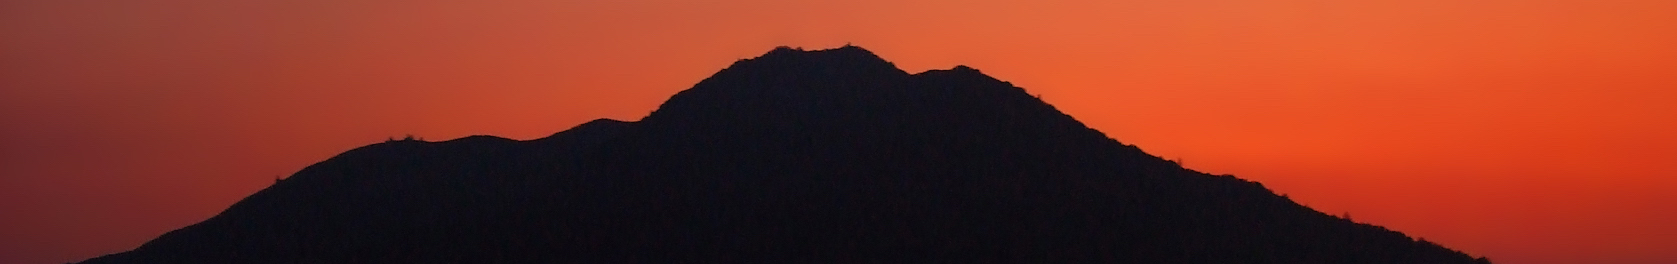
(79, 46, 1489, 263)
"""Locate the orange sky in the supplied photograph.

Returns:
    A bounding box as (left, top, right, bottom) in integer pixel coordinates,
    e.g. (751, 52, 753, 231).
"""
(3, 0, 1674, 263)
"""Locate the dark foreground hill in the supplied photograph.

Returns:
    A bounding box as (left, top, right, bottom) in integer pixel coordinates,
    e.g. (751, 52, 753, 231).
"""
(79, 46, 1489, 263)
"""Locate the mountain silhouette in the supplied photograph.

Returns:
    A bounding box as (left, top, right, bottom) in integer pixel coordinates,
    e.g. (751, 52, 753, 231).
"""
(78, 46, 1489, 263)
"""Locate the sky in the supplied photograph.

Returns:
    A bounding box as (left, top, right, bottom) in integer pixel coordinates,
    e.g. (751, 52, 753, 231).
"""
(2, 0, 1674, 263)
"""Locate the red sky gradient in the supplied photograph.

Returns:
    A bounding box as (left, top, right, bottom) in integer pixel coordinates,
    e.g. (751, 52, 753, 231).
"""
(3, 0, 1674, 263)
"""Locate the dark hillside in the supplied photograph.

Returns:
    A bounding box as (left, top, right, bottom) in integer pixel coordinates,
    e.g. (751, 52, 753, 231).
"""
(79, 46, 1488, 264)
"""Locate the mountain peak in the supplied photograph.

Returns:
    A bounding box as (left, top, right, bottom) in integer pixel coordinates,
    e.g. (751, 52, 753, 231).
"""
(643, 45, 912, 123)
(641, 46, 1091, 146)
(724, 45, 902, 78)
(759, 44, 879, 60)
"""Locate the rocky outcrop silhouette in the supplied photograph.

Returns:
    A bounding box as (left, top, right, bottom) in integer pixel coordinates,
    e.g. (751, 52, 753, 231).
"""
(78, 46, 1489, 263)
